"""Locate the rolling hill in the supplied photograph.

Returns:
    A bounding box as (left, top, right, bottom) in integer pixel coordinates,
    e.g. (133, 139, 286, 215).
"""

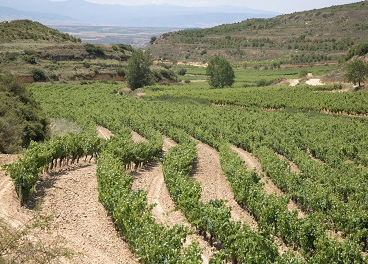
(0, 20, 80, 44)
(0, 20, 132, 81)
(148, 1, 368, 63)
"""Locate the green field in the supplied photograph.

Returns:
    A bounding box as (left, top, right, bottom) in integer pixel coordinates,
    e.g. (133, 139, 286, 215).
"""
(2, 6, 368, 262)
(14, 65, 367, 262)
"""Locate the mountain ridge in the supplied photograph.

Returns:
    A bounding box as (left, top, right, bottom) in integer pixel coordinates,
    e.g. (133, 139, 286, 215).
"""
(0, 0, 278, 27)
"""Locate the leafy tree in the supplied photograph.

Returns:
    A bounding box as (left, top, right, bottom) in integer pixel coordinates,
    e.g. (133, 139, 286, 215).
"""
(206, 56, 235, 88)
(345, 60, 368, 87)
(126, 50, 153, 89)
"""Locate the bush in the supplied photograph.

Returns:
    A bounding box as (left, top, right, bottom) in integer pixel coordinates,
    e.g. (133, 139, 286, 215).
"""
(177, 68, 187, 76)
(152, 67, 177, 83)
(299, 69, 309, 78)
(22, 54, 36, 64)
(32, 69, 47, 82)
(116, 67, 126, 77)
(0, 74, 49, 153)
(116, 44, 134, 53)
(345, 43, 368, 61)
(256, 79, 272, 87)
(84, 44, 105, 57)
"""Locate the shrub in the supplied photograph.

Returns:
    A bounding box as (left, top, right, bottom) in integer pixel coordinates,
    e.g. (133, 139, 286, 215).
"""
(84, 44, 105, 57)
(256, 79, 273, 87)
(178, 68, 187, 76)
(32, 69, 47, 82)
(22, 54, 36, 64)
(116, 67, 126, 77)
(299, 69, 309, 78)
(0, 74, 49, 153)
(345, 43, 368, 61)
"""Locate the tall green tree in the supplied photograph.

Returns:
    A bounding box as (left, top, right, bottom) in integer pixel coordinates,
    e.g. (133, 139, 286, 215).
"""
(126, 49, 153, 90)
(206, 56, 235, 88)
(345, 60, 368, 87)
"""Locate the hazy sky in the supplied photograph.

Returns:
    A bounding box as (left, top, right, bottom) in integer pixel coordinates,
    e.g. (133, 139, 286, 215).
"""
(84, 0, 361, 13)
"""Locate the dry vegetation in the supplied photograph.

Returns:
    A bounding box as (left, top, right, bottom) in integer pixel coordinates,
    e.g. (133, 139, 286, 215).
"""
(0, 20, 133, 82)
(149, 1, 368, 63)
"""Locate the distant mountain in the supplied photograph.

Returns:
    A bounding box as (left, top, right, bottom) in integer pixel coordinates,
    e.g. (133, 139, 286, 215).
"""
(0, 0, 279, 27)
(0, 6, 76, 23)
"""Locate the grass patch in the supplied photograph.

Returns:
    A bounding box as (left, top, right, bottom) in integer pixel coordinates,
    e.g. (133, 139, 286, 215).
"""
(50, 118, 83, 137)
(0, 217, 73, 263)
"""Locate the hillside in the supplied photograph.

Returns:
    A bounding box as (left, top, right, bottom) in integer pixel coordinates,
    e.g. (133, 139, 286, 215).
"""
(149, 1, 368, 63)
(0, 20, 79, 44)
(0, 20, 132, 82)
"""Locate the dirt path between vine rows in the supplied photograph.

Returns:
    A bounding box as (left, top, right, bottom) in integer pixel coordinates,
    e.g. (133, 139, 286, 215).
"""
(230, 146, 305, 218)
(0, 128, 138, 264)
(192, 142, 296, 255)
(131, 133, 215, 263)
(193, 141, 258, 229)
(37, 162, 138, 264)
(97, 125, 114, 139)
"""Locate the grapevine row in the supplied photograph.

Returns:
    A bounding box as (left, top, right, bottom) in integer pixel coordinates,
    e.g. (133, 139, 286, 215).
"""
(4, 131, 102, 204)
(160, 128, 287, 263)
(97, 128, 202, 263)
(29, 82, 368, 261)
(219, 143, 364, 262)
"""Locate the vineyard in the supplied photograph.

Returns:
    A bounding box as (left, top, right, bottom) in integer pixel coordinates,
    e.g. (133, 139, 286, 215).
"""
(2, 68, 368, 263)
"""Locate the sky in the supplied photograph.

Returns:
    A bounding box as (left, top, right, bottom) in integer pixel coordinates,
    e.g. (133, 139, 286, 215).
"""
(84, 0, 361, 13)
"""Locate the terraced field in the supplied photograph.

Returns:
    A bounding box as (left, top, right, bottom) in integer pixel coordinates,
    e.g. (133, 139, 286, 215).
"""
(2, 66, 368, 262)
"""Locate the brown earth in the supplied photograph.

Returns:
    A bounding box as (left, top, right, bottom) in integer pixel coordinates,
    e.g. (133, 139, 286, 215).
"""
(194, 141, 258, 229)
(131, 133, 215, 263)
(0, 156, 138, 264)
(0, 126, 137, 263)
(231, 146, 305, 219)
(36, 163, 138, 264)
(97, 125, 114, 139)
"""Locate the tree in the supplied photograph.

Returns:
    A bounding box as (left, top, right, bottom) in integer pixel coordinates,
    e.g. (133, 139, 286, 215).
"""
(150, 36, 157, 45)
(126, 50, 153, 89)
(206, 56, 235, 88)
(345, 60, 368, 87)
